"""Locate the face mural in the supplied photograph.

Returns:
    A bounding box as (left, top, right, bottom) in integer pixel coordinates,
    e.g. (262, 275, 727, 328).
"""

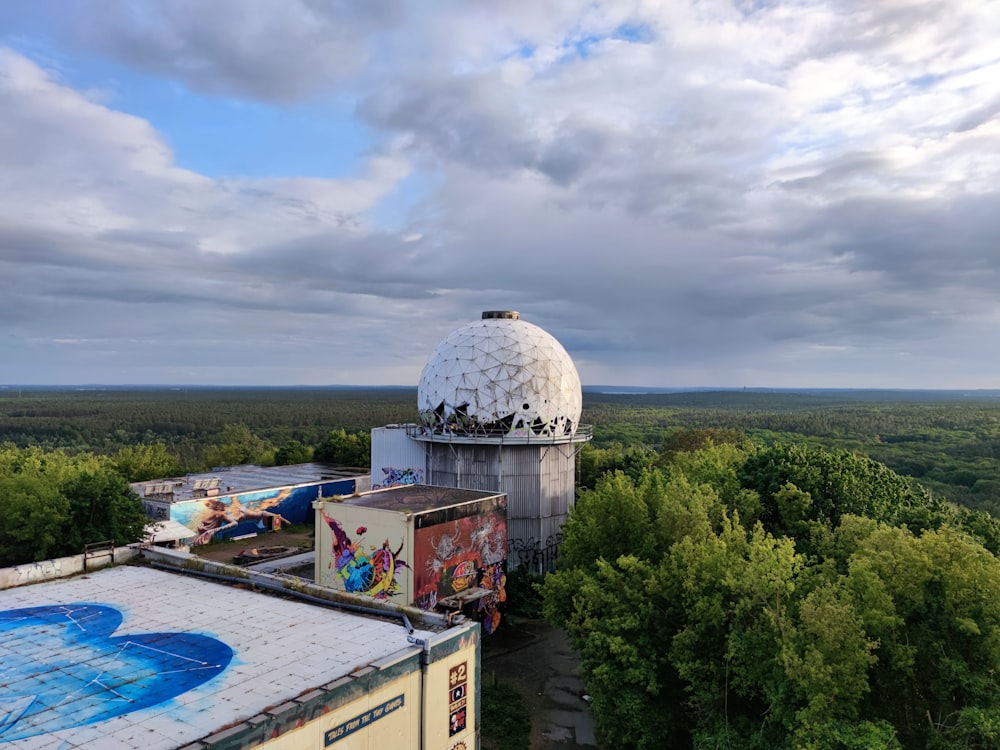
(0, 604, 232, 742)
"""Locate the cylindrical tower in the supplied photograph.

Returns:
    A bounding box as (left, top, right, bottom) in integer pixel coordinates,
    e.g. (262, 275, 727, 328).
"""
(408, 311, 591, 562)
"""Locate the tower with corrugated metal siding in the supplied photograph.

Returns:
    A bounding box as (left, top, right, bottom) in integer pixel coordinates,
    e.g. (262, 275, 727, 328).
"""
(370, 311, 591, 568)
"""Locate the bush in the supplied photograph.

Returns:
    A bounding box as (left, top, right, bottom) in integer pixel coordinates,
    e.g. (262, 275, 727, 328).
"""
(481, 679, 531, 750)
(504, 567, 545, 619)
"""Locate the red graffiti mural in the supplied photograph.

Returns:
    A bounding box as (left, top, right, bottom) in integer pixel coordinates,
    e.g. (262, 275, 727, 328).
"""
(414, 511, 507, 634)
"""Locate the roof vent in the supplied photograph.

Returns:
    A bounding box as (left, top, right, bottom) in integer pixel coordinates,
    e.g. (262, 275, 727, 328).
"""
(482, 310, 520, 320)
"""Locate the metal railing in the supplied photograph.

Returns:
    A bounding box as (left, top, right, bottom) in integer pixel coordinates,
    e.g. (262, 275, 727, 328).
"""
(407, 422, 592, 445)
(83, 540, 115, 571)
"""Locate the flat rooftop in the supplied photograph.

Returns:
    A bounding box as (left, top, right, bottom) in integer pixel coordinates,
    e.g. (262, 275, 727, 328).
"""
(0, 565, 434, 748)
(135, 462, 363, 504)
(339, 484, 504, 513)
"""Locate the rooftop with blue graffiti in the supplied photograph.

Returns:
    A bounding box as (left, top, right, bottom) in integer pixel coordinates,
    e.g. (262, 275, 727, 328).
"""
(133, 462, 364, 503)
(0, 565, 435, 749)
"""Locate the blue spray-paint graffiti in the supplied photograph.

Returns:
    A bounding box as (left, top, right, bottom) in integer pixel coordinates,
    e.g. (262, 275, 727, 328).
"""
(0, 604, 232, 742)
(374, 467, 424, 489)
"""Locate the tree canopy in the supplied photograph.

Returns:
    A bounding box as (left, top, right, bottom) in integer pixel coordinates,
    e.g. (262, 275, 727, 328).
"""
(0, 443, 148, 566)
(314, 428, 370, 466)
(544, 441, 1000, 749)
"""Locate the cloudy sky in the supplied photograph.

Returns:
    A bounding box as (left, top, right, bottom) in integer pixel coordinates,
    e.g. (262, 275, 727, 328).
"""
(1, 0, 998, 388)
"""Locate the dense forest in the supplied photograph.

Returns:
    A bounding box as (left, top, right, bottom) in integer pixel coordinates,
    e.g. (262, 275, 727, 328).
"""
(4, 386, 1000, 516)
(585, 390, 1000, 517)
(545, 443, 1000, 749)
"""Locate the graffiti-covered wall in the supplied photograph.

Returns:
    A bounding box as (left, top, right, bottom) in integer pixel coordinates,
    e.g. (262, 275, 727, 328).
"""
(316, 508, 412, 601)
(372, 465, 424, 489)
(173, 478, 356, 545)
(414, 508, 508, 635)
(315, 491, 508, 633)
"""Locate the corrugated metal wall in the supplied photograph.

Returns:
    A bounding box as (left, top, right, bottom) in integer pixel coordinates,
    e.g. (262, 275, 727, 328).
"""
(370, 427, 427, 487)
(424, 441, 578, 547)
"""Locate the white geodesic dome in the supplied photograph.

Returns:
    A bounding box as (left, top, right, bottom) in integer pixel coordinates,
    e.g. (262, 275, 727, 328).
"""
(417, 311, 583, 438)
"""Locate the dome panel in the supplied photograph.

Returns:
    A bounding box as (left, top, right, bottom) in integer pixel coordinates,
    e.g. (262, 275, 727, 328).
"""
(418, 312, 582, 438)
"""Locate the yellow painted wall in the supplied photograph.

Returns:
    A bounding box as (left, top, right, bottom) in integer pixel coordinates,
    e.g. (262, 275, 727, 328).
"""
(315, 502, 414, 602)
(257, 636, 479, 750)
(260, 673, 421, 749)
(423, 640, 478, 749)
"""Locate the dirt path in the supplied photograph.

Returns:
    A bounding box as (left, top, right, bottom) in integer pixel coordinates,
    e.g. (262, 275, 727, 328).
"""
(483, 618, 598, 749)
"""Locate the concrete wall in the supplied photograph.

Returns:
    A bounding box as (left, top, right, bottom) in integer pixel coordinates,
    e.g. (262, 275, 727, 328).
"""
(0, 546, 140, 590)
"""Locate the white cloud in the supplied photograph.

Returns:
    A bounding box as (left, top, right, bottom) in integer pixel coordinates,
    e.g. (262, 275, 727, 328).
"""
(2, 0, 1000, 386)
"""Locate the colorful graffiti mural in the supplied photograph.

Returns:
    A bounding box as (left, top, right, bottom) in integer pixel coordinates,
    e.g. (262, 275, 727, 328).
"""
(414, 512, 508, 634)
(0, 603, 232, 742)
(172, 478, 355, 544)
(321, 512, 408, 599)
(373, 466, 424, 489)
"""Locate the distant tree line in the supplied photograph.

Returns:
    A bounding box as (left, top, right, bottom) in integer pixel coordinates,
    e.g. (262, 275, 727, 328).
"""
(7, 388, 1000, 517)
(0, 388, 412, 471)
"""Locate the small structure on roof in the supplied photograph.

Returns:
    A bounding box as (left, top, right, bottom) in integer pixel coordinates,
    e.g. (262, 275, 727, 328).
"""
(143, 519, 196, 552)
(315, 484, 508, 634)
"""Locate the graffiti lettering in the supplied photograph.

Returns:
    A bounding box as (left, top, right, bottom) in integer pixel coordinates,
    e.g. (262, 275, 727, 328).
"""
(373, 466, 424, 489)
(14, 559, 63, 586)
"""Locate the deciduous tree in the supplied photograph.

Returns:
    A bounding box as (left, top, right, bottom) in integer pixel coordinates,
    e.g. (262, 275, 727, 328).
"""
(545, 443, 1000, 749)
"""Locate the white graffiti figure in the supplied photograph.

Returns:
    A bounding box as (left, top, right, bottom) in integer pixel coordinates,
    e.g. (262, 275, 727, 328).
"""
(425, 521, 465, 575)
(433, 521, 464, 559)
(470, 518, 503, 563)
(470, 518, 492, 550)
